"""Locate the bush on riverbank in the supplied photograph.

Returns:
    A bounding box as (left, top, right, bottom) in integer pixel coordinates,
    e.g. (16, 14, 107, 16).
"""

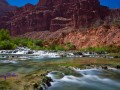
(65, 42, 76, 50)
(0, 29, 10, 41)
(80, 46, 120, 53)
(0, 29, 120, 53)
(0, 29, 16, 50)
(0, 29, 44, 50)
(12, 38, 44, 50)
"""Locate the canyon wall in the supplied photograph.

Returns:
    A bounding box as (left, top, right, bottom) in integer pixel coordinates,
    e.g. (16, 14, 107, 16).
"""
(0, 0, 113, 35)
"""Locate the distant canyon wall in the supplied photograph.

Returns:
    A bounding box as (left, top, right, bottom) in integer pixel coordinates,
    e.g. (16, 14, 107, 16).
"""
(0, 0, 119, 36)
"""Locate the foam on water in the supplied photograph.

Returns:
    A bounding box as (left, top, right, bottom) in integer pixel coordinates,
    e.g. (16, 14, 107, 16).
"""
(47, 69, 120, 90)
(0, 60, 18, 64)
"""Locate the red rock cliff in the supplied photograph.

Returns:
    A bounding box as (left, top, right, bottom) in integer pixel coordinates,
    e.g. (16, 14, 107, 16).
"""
(0, 0, 16, 13)
(0, 0, 114, 36)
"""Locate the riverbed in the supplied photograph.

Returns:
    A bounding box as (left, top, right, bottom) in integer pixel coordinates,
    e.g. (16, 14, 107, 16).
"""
(0, 54, 120, 90)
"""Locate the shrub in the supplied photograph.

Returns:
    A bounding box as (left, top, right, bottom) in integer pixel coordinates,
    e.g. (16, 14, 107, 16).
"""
(55, 45, 65, 50)
(0, 40, 16, 50)
(0, 29, 10, 41)
(80, 46, 120, 53)
(33, 40, 43, 47)
(65, 42, 76, 50)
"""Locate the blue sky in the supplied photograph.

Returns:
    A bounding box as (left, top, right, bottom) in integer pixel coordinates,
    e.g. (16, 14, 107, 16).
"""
(7, 0, 39, 7)
(7, 0, 120, 8)
(100, 0, 120, 8)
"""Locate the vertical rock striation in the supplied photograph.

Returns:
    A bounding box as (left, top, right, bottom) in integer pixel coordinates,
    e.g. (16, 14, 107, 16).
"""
(0, 0, 119, 36)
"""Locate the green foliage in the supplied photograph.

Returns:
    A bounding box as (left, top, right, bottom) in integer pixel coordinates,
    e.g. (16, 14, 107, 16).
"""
(44, 44, 65, 50)
(0, 29, 119, 52)
(80, 46, 120, 53)
(0, 81, 10, 90)
(12, 38, 44, 50)
(108, 45, 120, 53)
(0, 29, 10, 41)
(65, 42, 76, 50)
(0, 40, 16, 50)
(0, 29, 44, 50)
(12, 38, 32, 46)
(55, 45, 65, 50)
(0, 29, 16, 50)
(33, 40, 43, 47)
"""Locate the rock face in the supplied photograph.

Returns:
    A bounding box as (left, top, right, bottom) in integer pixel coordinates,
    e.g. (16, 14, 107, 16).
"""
(63, 27, 120, 49)
(0, 0, 16, 14)
(0, 0, 16, 32)
(18, 26, 120, 49)
(0, 0, 120, 49)
(0, 0, 114, 36)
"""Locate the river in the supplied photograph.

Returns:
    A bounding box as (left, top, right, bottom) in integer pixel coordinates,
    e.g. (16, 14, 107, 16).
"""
(47, 68, 120, 90)
(0, 55, 120, 90)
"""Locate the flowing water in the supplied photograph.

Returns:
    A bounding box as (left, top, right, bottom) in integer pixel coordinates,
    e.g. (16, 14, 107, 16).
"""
(47, 69, 120, 90)
(0, 55, 120, 90)
(0, 56, 68, 74)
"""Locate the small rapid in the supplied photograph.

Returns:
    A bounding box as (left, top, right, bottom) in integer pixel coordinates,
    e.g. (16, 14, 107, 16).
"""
(46, 68, 120, 90)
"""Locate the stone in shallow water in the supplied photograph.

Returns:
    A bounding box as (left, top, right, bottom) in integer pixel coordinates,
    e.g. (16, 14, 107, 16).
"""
(49, 71, 64, 79)
(33, 83, 39, 89)
(116, 65, 120, 69)
(101, 66, 108, 70)
(39, 86, 43, 90)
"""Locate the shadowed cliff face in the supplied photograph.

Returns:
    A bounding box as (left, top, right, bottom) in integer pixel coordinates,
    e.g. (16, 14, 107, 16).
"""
(0, 0, 119, 36)
(0, 0, 16, 13)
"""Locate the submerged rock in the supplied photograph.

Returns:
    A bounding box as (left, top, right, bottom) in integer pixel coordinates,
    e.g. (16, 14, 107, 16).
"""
(39, 86, 43, 90)
(102, 66, 108, 70)
(116, 65, 120, 69)
(33, 83, 39, 90)
(46, 81, 51, 87)
(42, 76, 53, 87)
(48, 71, 64, 79)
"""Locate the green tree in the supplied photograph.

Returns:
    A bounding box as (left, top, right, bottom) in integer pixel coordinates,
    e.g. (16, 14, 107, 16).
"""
(0, 29, 10, 41)
(65, 42, 76, 50)
(0, 40, 16, 50)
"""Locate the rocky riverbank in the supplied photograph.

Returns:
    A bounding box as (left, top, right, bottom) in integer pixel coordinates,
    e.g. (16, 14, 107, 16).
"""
(0, 47, 120, 61)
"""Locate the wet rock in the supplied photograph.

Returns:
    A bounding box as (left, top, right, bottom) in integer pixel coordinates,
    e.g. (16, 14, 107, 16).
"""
(40, 74, 46, 76)
(42, 76, 53, 87)
(116, 65, 120, 69)
(49, 71, 64, 79)
(41, 83, 46, 88)
(39, 86, 43, 90)
(45, 80, 51, 87)
(33, 83, 39, 90)
(102, 66, 108, 70)
(73, 52, 83, 55)
(114, 56, 120, 58)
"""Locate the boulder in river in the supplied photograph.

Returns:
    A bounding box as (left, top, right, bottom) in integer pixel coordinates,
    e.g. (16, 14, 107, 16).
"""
(116, 65, 120, 69)
(48, 71, 64, 79)
(39, 86, 44, 90)
(33, 83, 39, 90)
(102, 66, 108, 70)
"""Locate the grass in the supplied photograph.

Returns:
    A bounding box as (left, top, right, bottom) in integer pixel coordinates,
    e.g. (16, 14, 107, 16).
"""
(80, 46, 120, 53)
